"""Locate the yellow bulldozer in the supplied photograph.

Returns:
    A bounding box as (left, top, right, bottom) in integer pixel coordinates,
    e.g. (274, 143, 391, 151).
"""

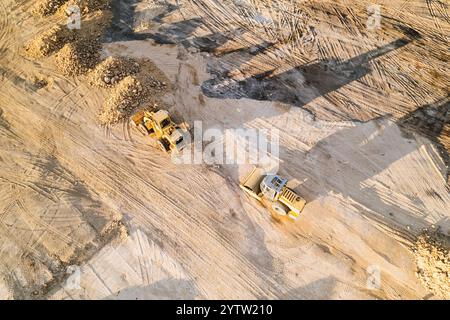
(240, 167, 307, 220)
(130, 108, 189, 154)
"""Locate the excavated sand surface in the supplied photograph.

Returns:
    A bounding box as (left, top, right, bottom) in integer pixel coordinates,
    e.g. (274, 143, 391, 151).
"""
(0, 0, 448, 299)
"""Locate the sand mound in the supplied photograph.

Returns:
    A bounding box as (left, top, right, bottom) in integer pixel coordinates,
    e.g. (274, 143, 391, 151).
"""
(89, 56, 141, 88)
(54, 40, 101, 75)
(414, 231, 450, 299)
(32, 0, 69, 16)
(99, 76, 144, 125)
(24, 25, 77, 58)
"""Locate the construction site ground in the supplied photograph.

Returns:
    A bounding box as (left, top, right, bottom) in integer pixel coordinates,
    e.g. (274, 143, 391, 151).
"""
(0, 0, 448, 299)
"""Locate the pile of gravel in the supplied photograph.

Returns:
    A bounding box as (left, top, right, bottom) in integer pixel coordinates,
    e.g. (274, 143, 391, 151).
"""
(62, 0, 111, 15)
(54, 39, 101, 75)
(414, 231, 449, 299)
(80, 0, 111, 12)
(32, 0, 68, 16)
(98, 76, 144, 125)
(89, 56, 141, 88)
(142, 74, 167, 91)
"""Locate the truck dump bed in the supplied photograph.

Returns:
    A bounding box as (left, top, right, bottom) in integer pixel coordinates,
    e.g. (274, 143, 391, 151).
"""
(239, 167, 265, 200)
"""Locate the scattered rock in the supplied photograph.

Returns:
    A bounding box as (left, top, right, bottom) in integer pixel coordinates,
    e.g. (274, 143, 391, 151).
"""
(134, 59, 171, 95)
(89, 56, 140, 88)
(146, 75, 167, 90)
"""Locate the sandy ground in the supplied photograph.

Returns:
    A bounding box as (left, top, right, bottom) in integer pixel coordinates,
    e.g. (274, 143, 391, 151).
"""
(0, 0, 449, 299)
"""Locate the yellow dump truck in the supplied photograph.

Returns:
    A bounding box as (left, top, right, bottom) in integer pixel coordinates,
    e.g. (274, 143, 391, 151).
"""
(240, 167, 307, 220)
(130, 109, 188, 153)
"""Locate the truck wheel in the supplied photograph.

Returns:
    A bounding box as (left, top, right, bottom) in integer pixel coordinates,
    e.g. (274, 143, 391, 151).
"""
(157, 139, 171, 152)
(271, 202, 287, 216)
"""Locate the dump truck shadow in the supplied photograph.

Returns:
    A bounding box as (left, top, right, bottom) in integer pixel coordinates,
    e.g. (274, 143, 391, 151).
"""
(281, 112, 449, 235)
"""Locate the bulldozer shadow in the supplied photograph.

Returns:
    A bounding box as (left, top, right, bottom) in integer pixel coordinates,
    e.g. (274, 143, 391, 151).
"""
(200, 37, 417, 113)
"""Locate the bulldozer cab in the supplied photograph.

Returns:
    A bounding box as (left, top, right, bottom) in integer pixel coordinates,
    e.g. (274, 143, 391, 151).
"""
(260, 175, 288, 201)
(153, 110, 172, 131)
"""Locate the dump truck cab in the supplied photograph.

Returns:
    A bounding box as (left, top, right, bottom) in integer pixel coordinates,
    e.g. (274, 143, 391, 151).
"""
(261, 175, 288, 202)
(240, 167, 306, 220)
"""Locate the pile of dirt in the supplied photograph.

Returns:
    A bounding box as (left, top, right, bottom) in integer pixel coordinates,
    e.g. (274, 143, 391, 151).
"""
(32, 0, 68, 16)
(94, 57, 172, 125)
(54, 40, 101, 75)
(89, 56, 141, 87)
(25, 7, 112, 59)
(98, 76, 144, 125)
(24, 25, 77, 58)
(414, 231, 450, 299)
(58, 0, 112, 19)
(62, 0, 111, 14)
(60, 7, 112, 40)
